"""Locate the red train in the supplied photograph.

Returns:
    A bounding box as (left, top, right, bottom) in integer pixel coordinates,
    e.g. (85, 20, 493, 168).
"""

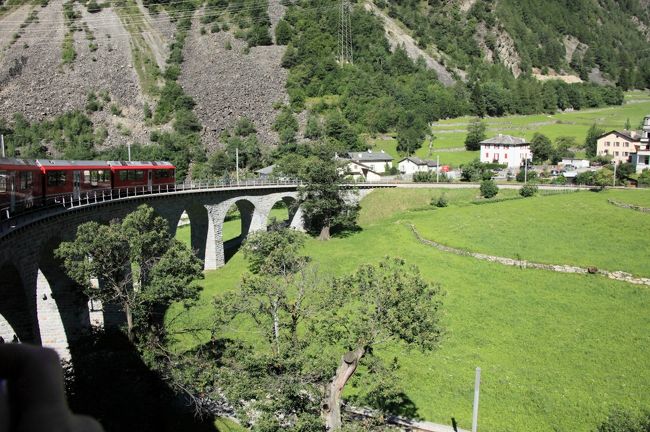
(0, 158, 175, 218)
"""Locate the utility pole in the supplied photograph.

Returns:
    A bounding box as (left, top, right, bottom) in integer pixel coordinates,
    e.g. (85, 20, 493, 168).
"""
(127, 142, 131, 162)
(0, 134, 5, 158)
(338, 0, 353, 64)
(436, 155, 440, 183)
(524, 159, 528, 184)
(472, 367, 481, 432)
(236, 147, 240, 185)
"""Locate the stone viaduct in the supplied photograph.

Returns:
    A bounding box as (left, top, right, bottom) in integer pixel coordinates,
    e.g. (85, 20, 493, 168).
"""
(0, 184, 329, 359)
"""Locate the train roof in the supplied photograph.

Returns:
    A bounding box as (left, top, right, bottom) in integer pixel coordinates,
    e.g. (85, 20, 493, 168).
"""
(0, 158, 39, 169)
(36, 160, 110, 171)
(108, 161, 175, 170)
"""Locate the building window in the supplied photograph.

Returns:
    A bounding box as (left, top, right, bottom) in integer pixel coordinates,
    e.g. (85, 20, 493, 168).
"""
(20, 172, 33, 190)
(47, 171, 67, 187)
(485, 152, 489, 158)
(505, 153, 508, 159)
(615, 142, 620, 147)
(605, 142, 610, 147)
(614, 151, 619, 156)
(0, 171, 7, 192)
(624, 142, 629, 147)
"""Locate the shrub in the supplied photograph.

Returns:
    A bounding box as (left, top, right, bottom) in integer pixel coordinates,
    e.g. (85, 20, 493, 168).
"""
(480, 180, 499, 198)
(596, 407, 650, 432)
(110, 104, 122, 116)
(519, 184, 538, 197)
(85, 92, 101, 112)
(87, 0, 101, 13)
(432, 194, 448, 207)
(516, 169, 538, 183)
(413, 171, 433, 182)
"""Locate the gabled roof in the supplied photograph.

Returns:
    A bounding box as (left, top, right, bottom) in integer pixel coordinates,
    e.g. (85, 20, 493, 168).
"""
(255, 165, 275, 175)
(596, 130, 640, 142)
(480, 134, 529, 146)
(345, 159, 380, 174)
(398, 156, 439, 167)
(347, 150, 393, 162)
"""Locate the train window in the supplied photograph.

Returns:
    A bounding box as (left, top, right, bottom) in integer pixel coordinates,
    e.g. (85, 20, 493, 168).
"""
(155, 170, 172, 179)
(0, 171, 6, 192)
(20, 172, 33, 190)
(47, 171, 67, 186)
(135, 170, 144, 180)
(119, 171, 128, 181)
(83, 170, 91, 184)
(89, 170, 108, 184)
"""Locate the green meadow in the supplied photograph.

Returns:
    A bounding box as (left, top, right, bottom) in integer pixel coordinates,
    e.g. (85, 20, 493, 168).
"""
(367, 90, 650, 168)
(170, 187, 650, 432)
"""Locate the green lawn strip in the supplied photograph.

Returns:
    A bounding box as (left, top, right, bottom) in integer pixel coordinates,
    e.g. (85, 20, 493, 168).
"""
(411, 189, 650, 277)
(215, 417, 246, 431)
(113, 0, 160, 96)
(166, 188, 650, 431)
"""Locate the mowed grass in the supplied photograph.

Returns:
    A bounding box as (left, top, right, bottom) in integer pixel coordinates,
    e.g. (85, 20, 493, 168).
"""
(367, 91, 650, 168)
(409, 188, 650, 277)
(167, 188, 650, 432)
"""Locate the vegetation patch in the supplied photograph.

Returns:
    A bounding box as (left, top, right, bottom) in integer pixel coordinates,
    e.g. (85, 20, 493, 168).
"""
(167, 188, 650, 431)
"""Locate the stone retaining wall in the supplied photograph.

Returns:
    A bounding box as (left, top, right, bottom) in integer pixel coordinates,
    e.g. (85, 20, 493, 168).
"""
(608, 199, 650, 213)
(409, 224, 650, 286)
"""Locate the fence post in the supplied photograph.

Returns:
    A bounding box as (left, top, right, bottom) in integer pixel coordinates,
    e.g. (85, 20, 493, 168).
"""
(472, 367, 481, 432)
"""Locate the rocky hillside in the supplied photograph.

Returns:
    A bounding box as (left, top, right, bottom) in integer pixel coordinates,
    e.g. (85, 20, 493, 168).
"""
(378, 0, 650, 87)
(0, 0, 287, 159)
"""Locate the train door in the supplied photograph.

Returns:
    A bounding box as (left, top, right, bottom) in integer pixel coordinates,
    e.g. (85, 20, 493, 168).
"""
(147, 170, 153, 192)
(9, 171, 15, 213)
(73, 170, 81, 200)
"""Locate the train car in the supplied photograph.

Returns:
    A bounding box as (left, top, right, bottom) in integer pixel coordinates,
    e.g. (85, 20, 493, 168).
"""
(37, 160, 112, 202)
(108, 161, 175, 192)
(0, 158, 43, 217)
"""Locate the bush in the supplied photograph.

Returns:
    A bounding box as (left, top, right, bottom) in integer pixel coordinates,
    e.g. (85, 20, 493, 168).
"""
(519, 184, 538, 197)
(516, 169, 538, 183)
(596, 407, 650, 432)
(432, 194, 448, 207)
(480, 180, 499, 198)
(413, 171, 433, 182)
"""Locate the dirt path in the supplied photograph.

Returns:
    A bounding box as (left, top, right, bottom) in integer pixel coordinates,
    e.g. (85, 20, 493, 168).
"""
(267, 0, 286, 43)
(363, 0, 455, 86)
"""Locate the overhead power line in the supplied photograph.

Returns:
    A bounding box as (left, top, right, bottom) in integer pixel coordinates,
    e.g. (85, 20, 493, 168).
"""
(338, 0, 352, 64)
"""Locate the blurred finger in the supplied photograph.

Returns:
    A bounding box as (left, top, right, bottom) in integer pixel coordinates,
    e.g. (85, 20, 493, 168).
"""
(0, 379, 8, 432)
(71, 415, 105, 432)
(0, 344, 67, 412)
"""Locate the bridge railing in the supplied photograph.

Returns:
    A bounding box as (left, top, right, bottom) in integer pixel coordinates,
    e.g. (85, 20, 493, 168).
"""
(0, 178, 302, 236)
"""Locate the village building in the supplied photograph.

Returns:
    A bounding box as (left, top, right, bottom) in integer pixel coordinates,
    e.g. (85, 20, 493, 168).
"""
(342, 159, 382, 182)
(347, 150, 394, 173)
(631, 115, 650, 173)
(479, 134, 532, 169)
(596, 130, 640, 165)
(397, 157, 439, 175)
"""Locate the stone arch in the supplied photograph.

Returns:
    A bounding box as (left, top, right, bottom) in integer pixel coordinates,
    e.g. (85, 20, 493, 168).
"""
(180, 203, 211, 266)
(37, 236, 91, 359)
(0, 261, 38, 343)
(265, 195, 298, 229)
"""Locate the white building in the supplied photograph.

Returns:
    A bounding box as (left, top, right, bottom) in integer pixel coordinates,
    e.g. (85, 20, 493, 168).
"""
(596, 130, 639, 165)
(398, 157, 439, 175)
(341, 160, 381, 182)
(347, 150, 393, 173)
(480, 134, 532, 169)
(632, 115, 650, 173)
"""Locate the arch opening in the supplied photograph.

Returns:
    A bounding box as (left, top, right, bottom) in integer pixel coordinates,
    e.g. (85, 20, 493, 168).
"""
(38, 236, 91, 359)
(221, 199, 255, 263)
(266, 197, 297, 230)
(0, 262, 37, 343)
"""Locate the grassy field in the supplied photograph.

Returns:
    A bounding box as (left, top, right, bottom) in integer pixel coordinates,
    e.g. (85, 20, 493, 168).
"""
(167, 187, 650, 432)
(367, 91, 650, 168)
